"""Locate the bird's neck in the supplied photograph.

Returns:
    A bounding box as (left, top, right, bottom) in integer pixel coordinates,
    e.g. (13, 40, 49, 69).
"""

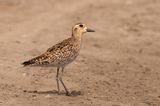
(72, 31, 82, 41)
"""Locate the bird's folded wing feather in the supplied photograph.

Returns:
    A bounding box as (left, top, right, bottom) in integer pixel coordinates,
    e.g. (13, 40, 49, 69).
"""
(22, 38, 74, 66)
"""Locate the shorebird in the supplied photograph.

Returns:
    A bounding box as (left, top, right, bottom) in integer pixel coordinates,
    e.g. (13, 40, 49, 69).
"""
(22, 23, 95, 96)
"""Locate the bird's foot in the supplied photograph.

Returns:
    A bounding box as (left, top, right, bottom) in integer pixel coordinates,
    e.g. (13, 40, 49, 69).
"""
(57, 92, 61, 95)
(66, 92, 72, 96)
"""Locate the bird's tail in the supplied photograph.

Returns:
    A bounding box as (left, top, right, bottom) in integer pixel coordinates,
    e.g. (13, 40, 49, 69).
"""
(22, 60, 35, 66)
(22, 54, 48, 66)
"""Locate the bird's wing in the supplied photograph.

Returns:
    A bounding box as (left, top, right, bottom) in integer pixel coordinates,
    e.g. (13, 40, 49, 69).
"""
(22, 38, 73, 66)
(46, 38, 71, 52)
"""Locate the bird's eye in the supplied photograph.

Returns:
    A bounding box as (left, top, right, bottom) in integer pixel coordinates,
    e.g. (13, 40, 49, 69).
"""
(79, 24, 83, 27)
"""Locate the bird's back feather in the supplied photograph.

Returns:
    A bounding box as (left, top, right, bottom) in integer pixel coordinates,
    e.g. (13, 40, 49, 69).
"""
(22, 37, 81, 67)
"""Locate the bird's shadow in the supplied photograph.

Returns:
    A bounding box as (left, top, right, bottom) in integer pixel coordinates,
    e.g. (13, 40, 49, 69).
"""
(28, 90, 59, 94)
(24, 90, 82, 96)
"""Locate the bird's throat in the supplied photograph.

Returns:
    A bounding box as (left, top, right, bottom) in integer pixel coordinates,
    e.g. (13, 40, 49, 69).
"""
(72, 32, 82, 41)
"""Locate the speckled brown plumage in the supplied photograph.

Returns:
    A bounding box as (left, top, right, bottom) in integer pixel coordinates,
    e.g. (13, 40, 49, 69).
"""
(22, 37, 81, 67)
(22, 23, 95, 96)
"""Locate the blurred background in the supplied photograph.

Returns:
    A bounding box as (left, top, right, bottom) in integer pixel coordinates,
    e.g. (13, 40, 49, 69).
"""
(0, 0, 160, 106)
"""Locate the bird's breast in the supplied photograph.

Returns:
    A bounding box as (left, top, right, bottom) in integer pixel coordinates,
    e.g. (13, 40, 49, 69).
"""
(57, 42, 81, 67)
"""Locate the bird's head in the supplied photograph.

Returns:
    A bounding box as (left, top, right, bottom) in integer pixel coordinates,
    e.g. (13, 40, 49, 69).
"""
(72, 23, 95, 38)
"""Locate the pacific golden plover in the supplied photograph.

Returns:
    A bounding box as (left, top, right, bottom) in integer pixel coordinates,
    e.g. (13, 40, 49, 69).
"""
(22, 23, 95, 96)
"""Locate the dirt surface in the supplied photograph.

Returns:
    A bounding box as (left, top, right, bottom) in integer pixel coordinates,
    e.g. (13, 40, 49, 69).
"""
(0, 0, 160, 106)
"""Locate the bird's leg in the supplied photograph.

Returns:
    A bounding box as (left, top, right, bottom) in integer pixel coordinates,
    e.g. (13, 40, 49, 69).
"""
(59, 67, 71, 96)
(56, 67, 60, 95)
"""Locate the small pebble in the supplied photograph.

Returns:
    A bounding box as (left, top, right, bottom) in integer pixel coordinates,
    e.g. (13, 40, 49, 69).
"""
(45, 94, 52, 98)
(32, 94, 37, 98)
(23, 90, 27, 92)
(22, 73, 27, 76)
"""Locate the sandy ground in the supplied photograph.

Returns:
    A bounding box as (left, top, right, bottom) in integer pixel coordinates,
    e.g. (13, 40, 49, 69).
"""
(0, 0, 160, 106)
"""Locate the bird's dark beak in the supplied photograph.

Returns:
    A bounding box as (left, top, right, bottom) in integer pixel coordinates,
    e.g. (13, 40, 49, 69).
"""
(86, 28, 95, 32)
